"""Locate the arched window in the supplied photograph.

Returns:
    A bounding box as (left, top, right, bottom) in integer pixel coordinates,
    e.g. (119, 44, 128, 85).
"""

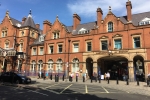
(108, 22, 113, 32)
(56, 59, 63, 72)
(48, 59, 53, 72)
(72, 58, 79, 73)
(31, 60, 36, 72)
(38, 60, 43, 71)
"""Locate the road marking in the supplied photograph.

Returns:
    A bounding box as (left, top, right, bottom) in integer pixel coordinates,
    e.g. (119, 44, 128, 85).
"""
(26, 89, 49, 96)
(85, 85, 88, 93)
(101, 86, 109, 93)
(42, 88, 60, 94)
(44, 83, 60, 89)
(60, 84, 72, 94)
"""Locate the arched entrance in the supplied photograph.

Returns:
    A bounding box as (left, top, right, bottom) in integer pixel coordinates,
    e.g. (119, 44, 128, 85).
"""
(3, 59, 7, 72)
(133, 55, 145, 81)
(97, 56, 128, 80)
(86, 58, 93, 79)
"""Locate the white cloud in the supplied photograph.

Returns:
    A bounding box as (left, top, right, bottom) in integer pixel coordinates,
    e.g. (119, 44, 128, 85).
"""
(67, 0, 150, 19)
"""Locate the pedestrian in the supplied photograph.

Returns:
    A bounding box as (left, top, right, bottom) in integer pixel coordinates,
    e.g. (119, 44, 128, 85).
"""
(38, 72, 40, 79)
(104, 73, 107, 80)
(106, 72, 110, 80)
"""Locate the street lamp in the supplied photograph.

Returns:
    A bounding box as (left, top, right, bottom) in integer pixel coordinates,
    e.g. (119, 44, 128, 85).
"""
(66, 39, 71, 80)
(108, 50, 113, 57)
(14, 43, 20, 72)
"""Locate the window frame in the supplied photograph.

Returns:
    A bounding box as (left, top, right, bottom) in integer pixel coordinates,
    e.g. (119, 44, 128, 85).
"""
(132, 35, 141, 48)
(101, 40, 108, 51)
(108, 22, 113, 32)
(58, 44, 63, 53)
(113, 38, 122, 50)
(73, 43, 79, 52)
(39, 47, 44, 55)
(86, 41, 92, 52)
(32, 48, 37, 55)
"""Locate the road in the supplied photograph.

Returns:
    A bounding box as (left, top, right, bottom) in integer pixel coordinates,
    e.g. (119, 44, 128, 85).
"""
(0, 82, 150, 100)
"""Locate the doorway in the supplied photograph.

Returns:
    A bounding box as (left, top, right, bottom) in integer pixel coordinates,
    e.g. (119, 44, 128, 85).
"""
(86, 58, 93, 79)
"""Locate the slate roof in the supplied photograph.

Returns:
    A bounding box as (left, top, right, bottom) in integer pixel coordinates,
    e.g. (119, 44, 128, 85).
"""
(10, 17, 22, 27)
(71, 22, 96, 35)
(30, 37, 44, 46)
(120, 11, 150, 26)
(21, 14, 36, 29)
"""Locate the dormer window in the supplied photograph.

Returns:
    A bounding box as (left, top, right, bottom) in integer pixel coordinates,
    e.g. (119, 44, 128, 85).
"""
(78, 28, 89, 34)
(139, 17, 150, 26)
(39, 36, 44, 42)
(31, 32, 34, 37)
(53, 33, 59, 39)
(21, 31, 24, 36)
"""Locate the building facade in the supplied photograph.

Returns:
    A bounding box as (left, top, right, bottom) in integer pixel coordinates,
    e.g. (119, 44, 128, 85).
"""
(0, 0, 150, 81)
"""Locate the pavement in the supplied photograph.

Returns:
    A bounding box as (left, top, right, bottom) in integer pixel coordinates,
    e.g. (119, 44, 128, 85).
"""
(29, 77, 150, 96)
(1, 77, 150, 97)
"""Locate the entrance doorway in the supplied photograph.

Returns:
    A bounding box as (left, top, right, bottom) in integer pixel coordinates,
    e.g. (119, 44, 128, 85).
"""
(86, 58, 93, 79)
(133, 55, 145, 81)
(97, 56, 128, 80)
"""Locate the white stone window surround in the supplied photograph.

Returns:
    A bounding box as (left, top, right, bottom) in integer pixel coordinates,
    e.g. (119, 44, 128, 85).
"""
(132, 35, 142, 49)
(31, 60, 36, 72)
(100, 38, 109, 51)
(48, 44, 54, 54)
(57, 43, 63, 53)
(32, 47, 37, 55)
(72, 58, 79, 73)
(85, 40, 92, 52)
(72, 42, 79, 52)
(107, 21, 113, 32)
(39, 46, 44, 55)
(53, 32, 59, 39)
(19, 42, 23, 52)
(48, 59, 53, 72)
(56, 59, 63, 71)
(113, 37, 123, 50)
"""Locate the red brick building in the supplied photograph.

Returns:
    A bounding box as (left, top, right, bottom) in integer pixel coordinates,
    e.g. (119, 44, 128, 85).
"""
(0, 0, 150, 81)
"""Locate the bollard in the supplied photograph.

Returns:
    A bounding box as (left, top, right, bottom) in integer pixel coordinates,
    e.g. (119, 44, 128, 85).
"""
(147, 79, 149, 86)
(137, 78, 139, 86)
(91, 77, 93, 83)
(57, 76, 59, 82)
(126, 78, 129, 85)
(62, 75, 64, 81)
(107, 78, 109, 84)
(116, 77, 119, 84)
(99, 77, 101, 83)
(55, 75, 56, 82)
(71, 77, 72, 82)
(95, 77, 97, 82)
(50, 74, 52, 80)
(76, 76, 78, 82)
(83, 76, 85, 82)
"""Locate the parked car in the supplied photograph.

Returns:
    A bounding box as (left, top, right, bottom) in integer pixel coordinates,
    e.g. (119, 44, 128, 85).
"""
(0, 72, 31, 84)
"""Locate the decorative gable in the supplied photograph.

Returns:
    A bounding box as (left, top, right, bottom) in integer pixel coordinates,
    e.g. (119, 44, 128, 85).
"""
(112, 34, 122, 38)
(100, 35, 108, 39)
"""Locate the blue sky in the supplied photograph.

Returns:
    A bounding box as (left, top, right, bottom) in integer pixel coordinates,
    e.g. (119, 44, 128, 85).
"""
(0, 0, 150, 29)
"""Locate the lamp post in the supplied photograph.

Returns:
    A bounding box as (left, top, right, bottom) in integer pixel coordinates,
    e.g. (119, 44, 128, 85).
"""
(108, 50, 113, 56)
(14, 43, 20, 72)
(66, 39, 71, 80)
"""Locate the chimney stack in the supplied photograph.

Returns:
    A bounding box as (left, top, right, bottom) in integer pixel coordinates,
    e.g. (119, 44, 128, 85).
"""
(97, 7, 103, 27)
(43, 20, 51, 34)
(126, 0, 132, 22)
(73, 13, 81, 30)
(36, 23, 40, 29)
(22, 17, 26, 24)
